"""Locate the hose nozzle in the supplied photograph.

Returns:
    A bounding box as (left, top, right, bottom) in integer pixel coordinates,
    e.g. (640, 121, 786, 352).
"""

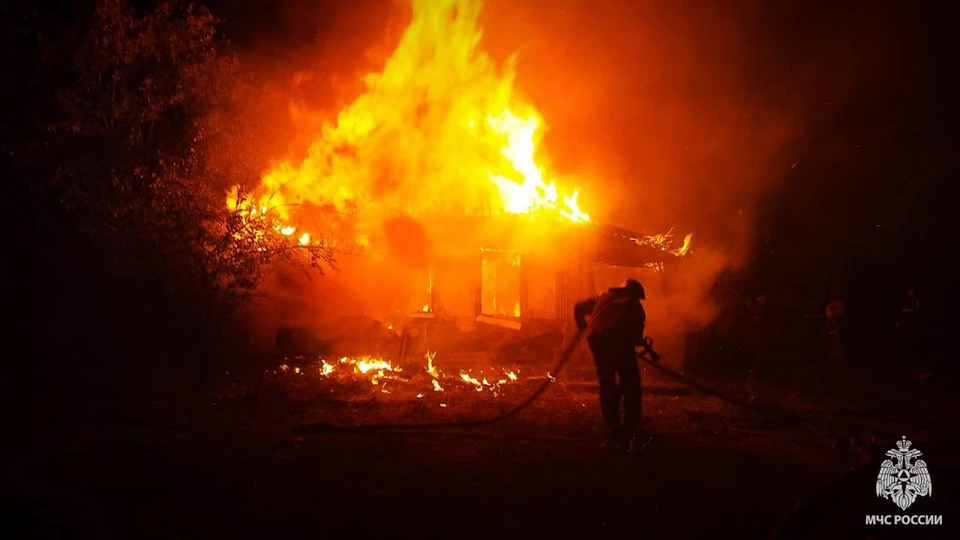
(641, 336, 661, 362)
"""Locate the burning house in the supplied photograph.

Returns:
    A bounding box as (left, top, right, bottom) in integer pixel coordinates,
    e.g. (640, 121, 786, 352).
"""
(233, 0, 693, 366)
(402, 218, 692, 363)
(392, 217, 691, 333)
(270, 215, 691, 368)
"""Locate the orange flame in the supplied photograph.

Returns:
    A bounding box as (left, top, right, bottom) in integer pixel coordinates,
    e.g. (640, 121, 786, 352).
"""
(281, 351, 523, 397)
(228, 0, 590, 246)
(425, 351, 439, 378)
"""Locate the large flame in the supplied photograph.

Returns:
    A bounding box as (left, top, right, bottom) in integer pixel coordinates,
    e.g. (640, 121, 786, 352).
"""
(228, 0, 589, 243)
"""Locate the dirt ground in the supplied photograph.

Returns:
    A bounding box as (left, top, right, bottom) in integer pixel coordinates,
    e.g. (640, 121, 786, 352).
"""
(6, 356, 959, 539)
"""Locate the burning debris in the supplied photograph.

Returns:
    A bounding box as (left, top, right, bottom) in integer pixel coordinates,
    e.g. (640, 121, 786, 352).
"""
(425, 351, 444, 391)
(317, 355, 403, 386)
(642, 230, 694, 257)
(457, 368, 518, 396)
(270, 351, 524, 402)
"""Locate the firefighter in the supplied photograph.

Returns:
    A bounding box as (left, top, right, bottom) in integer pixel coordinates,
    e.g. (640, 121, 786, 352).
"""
(896, 285, 922, 334)
(895, 285, 924, 356)
(574, 278, 647, 452)
(824, 288, 846, 360)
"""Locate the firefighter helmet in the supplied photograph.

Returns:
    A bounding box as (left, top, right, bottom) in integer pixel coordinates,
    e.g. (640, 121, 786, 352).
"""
(612, 278, 646, 300)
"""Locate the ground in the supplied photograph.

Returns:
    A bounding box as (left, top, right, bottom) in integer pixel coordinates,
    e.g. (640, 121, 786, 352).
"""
(6, 353, 959, 539)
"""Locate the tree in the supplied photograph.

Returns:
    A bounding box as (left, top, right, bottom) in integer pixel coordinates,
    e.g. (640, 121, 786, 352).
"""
(9, 0, 334, 380)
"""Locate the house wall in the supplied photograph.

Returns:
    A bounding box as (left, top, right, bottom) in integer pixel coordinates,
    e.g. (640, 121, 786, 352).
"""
(555, 246, 599, 336)
(520, 255, 558, 320)
(428, 248, 573, 326)
(432, 256, 481, 320)
(418, 226, 687, 366)
(480, 249, 522, 318)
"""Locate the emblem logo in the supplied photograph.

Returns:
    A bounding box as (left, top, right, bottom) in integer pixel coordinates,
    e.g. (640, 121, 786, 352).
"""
(876, 436, 932, 511)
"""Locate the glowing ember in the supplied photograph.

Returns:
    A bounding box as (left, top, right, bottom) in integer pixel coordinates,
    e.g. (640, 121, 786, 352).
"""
(460, 371, 484, 390)
(314, 355, 404, 387)
(354, 358, 397, 374)
(458, 369, 515, 393)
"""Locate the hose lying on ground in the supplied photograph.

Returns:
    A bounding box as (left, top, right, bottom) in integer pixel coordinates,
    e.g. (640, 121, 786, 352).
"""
(636, 342, 794, 419)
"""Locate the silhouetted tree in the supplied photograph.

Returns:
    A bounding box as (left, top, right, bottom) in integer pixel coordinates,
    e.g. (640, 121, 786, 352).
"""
(6, 0, 334, 383)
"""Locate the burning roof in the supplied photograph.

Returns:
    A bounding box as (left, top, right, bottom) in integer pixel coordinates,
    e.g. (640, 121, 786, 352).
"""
(226, 0, 690, 266)
(593, 225, 692, 266)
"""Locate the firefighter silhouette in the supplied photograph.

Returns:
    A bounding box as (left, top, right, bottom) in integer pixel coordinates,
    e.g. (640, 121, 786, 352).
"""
(574, 278, 647, 452)
(895, 285, 925, 360)
(896, 285, 922, 334)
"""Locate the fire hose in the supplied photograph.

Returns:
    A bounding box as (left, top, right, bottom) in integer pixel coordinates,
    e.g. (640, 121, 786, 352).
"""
(296, 332, 793, 435)
(294, 335, 867, 539)
(635, 338, 792, 418)
(292, 334, 905, 538)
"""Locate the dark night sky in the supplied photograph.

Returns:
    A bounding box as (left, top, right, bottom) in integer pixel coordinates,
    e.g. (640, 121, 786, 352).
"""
(755, 0, 956, 287)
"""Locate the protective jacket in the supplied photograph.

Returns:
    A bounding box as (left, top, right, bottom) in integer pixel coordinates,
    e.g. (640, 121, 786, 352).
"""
(574, 291, 646, 346)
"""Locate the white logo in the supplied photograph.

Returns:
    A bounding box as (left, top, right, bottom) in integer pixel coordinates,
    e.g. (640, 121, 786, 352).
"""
(876, 436, 932, 511)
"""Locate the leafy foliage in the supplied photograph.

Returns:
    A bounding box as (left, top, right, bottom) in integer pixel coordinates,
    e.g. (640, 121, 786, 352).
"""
(8, 0, 335, 372)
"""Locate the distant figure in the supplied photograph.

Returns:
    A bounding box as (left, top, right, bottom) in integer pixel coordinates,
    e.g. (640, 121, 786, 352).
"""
(574, 279, 647, 452)
(895, 285, 925, 357)
(896, 285, 923, 334)
(824, 288, 846, 360)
